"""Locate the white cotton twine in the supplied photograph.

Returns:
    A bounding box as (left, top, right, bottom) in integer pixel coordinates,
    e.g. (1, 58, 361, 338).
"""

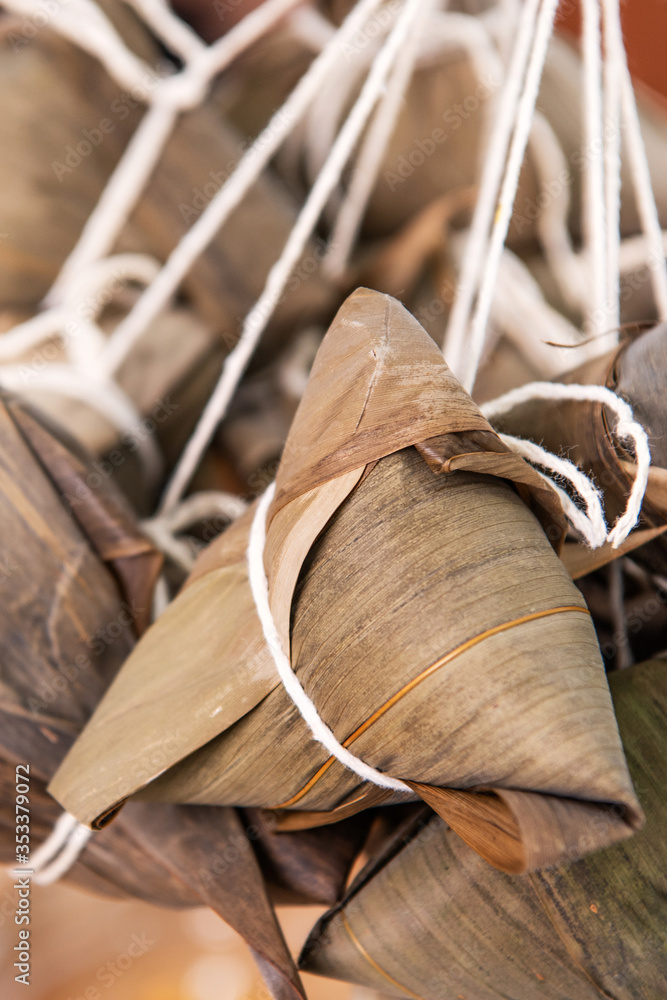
(247, 482, 411, 796)
(482, 381, 651, 548)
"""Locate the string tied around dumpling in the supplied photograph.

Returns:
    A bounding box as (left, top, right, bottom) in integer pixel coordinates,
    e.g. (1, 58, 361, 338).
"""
(482, 381, 651, 549)
(247, 482, 412, 797)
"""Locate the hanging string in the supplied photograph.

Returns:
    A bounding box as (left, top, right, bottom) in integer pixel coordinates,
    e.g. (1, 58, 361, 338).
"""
(613, 25, 667, 318)
(247, 482, 412, 795)
(461, 0, 561, 392)
(528, 112, 589, 312)
(45, 0, 306, 304)
(324, 0, 438, 279)
(442, 0, 542, 379)
(98, 0, 386, 377)
(581, 0, 609, 336)
(142, 491, 248, 572)
(497, 432, 608, 547)
(601, 0, 623, 333)
(158, 0, 427, 514)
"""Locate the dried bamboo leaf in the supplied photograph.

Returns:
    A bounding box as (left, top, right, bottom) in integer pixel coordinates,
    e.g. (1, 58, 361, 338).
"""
(0, 393, 151, 749)
(5, 395, 162, 632)
(51, 289, 640, 873)
(300, 658, 667, 1000)
(113, 803, 306, 1000)
(0, 397, 322, 999)
(2, 748, 367, 914)
(561, 525, 667, 579)
(242, 807, 372, 906)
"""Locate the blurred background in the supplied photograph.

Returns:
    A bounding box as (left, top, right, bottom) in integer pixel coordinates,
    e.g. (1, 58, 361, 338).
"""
(0, 883, 354, 1000)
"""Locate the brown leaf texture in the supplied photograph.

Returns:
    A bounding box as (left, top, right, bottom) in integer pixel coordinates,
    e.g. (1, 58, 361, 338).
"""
(300, 658, 667, 1000)
(0, 394, 323, 1000)
(50, 289, 641, 874)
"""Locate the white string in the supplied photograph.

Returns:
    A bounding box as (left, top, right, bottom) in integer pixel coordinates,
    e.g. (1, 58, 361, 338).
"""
(2, 0, 361, 506)
(619, 229, 667, 273)
(99, 0, 386, 377)
(47, 0, 307, 304)
(426, 10, 505, 84)
(288, 5, 336, 52)
(528, 112, 589, 312)
(441, 0, 541, 381)
(158, 0, 426, 514)
(616, 38, 667, 319)
(1, 255, 158, 363)
(602, 0, 623, 332)
(482, 382, 651, 548)
(28, 812, 79, 869)
(497, 433, 607, 547)
(47, 104, 180, 304)
(18, 811, 93, 887)
(300, 3, 403, 186)
(462, 0, 560, 392)
(581, 0, 608, 335)
(32, 823, 92, 886)
(0, 310, 70, 361)
(247, 482, 412, 795)
(324, 0, 438, 279)
(142, 491, 248, 571)
(488, 247, 584, 377)
(201, 0, 305, 78)
(151, 572, 171, 620)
